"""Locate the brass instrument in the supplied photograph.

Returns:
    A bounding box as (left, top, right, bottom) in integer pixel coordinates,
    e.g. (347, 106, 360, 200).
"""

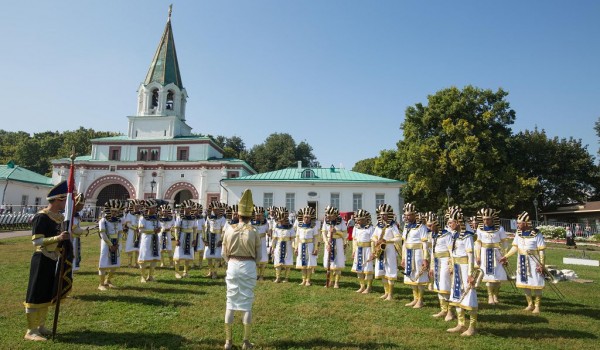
(526, 250, 565, 300)
(458, 267, 484, 303)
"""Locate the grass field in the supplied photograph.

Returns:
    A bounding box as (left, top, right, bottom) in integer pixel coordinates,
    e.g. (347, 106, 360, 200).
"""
(1, 234, 599, 350)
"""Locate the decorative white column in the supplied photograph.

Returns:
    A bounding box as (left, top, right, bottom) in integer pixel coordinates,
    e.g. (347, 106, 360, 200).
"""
(156, 167, 165, 199)
(136, 167, 144, 199)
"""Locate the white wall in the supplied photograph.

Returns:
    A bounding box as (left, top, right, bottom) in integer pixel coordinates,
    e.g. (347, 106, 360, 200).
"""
(0, 180, 52, 208)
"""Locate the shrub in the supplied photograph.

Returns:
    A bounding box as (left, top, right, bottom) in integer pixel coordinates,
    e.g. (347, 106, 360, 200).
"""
(536, 225, 566, 239)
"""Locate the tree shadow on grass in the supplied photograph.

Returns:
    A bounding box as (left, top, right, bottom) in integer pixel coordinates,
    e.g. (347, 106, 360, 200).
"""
(268, 337, 400, 349)
(478, 313, 549, 325)
(73, 294, 192, 307)
(484, 327, 598, 340)
(58, 330, 220, 349)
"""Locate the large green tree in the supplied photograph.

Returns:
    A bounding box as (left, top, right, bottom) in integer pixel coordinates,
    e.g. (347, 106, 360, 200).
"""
(245, 133, 319, 173)
(595, 116, 600, 157)
(511, 128, 600, 209)
(395, 86, 537, 214)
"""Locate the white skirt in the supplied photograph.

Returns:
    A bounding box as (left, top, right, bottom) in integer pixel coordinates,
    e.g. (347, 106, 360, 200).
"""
(323, 238, 345, 270)
(449, 263, 478, 310)
(138, 233, 161, 263)
(403, 248, 429, 285)
(159, 232, 173, 252)
(431, 256, 451, 294)
(99, 237, 121, 269)
(204, 233, 222, 259)
(173, 232, 195, 261)
(195, 232, 205, 252)
(516, 254, 545, 290)
(125, 228, 139, 253)
(481, 247, 508, 282)
(295, 242, 317, 269)
(351, 245, 374, 274)
(226, 260, 257, 311)
(258, 236, 268, 264)
(374, 244, 398, 280)
(73, 237, 82, 271)
(273, 240, 293, 267)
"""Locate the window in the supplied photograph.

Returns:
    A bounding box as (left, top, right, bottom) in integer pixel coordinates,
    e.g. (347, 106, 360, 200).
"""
(285, 193, 295, 212)
(151, 89, 159, 109)
(330, 193, 340, 209)
(109, 166, 116, 172)
(376, 194, 385, 207)
(166, 90, 174, 110)
(263, 193, 273, 209)
(353, 193, 362, 211)
(301, 169, 315, 178)
(138, 147, 160, 161)
(177, 147, 189, 161)
(109, 146, 121, 161)
(21, 195, 28, 206)
(227, 171, 239, 178)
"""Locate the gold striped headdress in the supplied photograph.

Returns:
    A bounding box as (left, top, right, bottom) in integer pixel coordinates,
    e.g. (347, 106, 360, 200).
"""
(179, 200, 196, 215)
(354, 209, 372, 227)
(517, 211, 531, 225)
(477, 208, 500, 229)
(325, 205, 339, 217)
(377, 204, 394, 225)
(74, 193, 85, 211)
(159, 203, 173, 220)
(276, 207, 290, 224)
(445, 206, 463, 228)
(103, 199, 124, 220)
(298, 206, 317, 226)
(226, 204, 239, 220)
(403, 202, 416, 215)
(424, 211, 438, 227)
(253, 205, 265, 220)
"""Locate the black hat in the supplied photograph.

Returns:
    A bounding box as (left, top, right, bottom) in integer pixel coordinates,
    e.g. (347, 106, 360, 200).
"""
(47, 181, 68, 200)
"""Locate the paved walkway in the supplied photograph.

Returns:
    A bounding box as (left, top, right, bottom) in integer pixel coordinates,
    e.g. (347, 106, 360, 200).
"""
(0, 230, 30, 239)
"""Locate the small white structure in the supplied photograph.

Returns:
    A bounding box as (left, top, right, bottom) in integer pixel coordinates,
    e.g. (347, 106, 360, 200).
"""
(563, 257, 600, 267)
(0, 161, 53, 211)
(51, 10, 255, 209)
(222, 163, 404, 218)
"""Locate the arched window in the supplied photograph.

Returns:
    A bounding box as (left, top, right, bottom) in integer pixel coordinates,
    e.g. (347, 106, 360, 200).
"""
(151, 89, 159, 109)
(166, 90, 174, 110)
(301, 169, 315, 178)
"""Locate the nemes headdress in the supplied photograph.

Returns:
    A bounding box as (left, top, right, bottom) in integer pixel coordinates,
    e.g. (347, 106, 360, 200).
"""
(253, 205, 265, 220)
(179, 199, 196, 215)
(445, 206, 464, 225)
(517, 211, 531, 225)
(403, 202, 416, 215)
(298, 206, 317, 225)
(424, 211, 439, 227)
(477, 208, 500, 229)
(325, 205, 339, 217)
(226, 204, 239, 220)
(276, 207, 290, 224)
(159, 203, 173, 220)
(74, 193, 85, 211)
(238, 189, 254, 217)
(377, 204, 394, 225)
(354, 209, 372, 227)
(103, 199, 124, 220)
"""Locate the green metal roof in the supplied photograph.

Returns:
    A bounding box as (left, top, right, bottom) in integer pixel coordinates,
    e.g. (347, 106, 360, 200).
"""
(0, 164, 53, 186)
(225, 167, 403, 183)
(144, 14, 183, 88)
(91, 135, 213, 142)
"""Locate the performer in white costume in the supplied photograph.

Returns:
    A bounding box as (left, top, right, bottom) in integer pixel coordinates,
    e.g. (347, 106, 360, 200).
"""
(123, 200, 143, 267)
(372, 204, 401, 300)
(251, 206, 269, 281)
(295, 207, 318, 286)
(426, 212, 454, 320)
(137, 200, 161, 282)
(204, 202, 226, 279)
(97, 199, 124, 290)
(475, 208, 509, 305)
(158, 204, 175, 268)
(272, 207, 295, 283)
(321, 206, 347, 289)
(193, 202, 206, 269)
(351, 209, 374, 293)
(71, 194, 87, 272)
(402, 203, 430, 308)
(173, 201, 197, 279)
(500, 211, 547, 314)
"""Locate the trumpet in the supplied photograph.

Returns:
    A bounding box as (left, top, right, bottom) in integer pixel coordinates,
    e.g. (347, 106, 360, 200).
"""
(526, 250, 565, 300)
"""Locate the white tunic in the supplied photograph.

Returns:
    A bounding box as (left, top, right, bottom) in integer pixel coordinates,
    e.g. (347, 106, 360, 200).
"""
(194, 217, 206, 252)
(430, 230, 452, 295)
(351, 225, 375, 274)
(173, 216, 196, 261)
(252, 220, 269, 264)
(273, 225, 295, 267)
(372, 223, 401, 280)
(158, 218, 175, 252)
(476, 226, 508, 282)
(295, 224, 318, 269)
(138, 216, 161, 263)
(512, 231, 546, 290)
(321, 220, 348, 271)
(123, 212, 141, 253)
(402, 223, 430, 286)
(98, 217, 122, 269)
(448, 231, 478, 311)
(204, 216, 226, 259)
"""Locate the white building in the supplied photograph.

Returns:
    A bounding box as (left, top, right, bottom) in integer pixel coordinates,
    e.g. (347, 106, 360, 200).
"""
(51, 10, 255, 210)
(1, 161, 53, 212)
(222, 163, 404, 219)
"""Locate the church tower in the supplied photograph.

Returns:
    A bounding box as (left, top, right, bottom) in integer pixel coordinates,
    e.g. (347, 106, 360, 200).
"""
(128, 5, 191, 139)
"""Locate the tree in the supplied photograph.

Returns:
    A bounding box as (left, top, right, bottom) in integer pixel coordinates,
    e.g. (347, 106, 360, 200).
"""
(246, 133, 319, 173)
(352, 157, 377, 175)
(394, 86, 537, 214)
(511, 128, 600, 209)
(595, 116, 600, 157)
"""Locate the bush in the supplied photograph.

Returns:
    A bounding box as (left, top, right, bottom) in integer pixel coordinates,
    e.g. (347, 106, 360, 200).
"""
(592, 234, 600, 242)
(536, 225, 566, 239)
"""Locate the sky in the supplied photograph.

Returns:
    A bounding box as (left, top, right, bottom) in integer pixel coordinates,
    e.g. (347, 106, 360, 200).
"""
(1, 0, 599, 169)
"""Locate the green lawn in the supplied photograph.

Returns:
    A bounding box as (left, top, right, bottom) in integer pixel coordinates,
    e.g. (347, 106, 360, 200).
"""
(1, 235, 599, 350)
